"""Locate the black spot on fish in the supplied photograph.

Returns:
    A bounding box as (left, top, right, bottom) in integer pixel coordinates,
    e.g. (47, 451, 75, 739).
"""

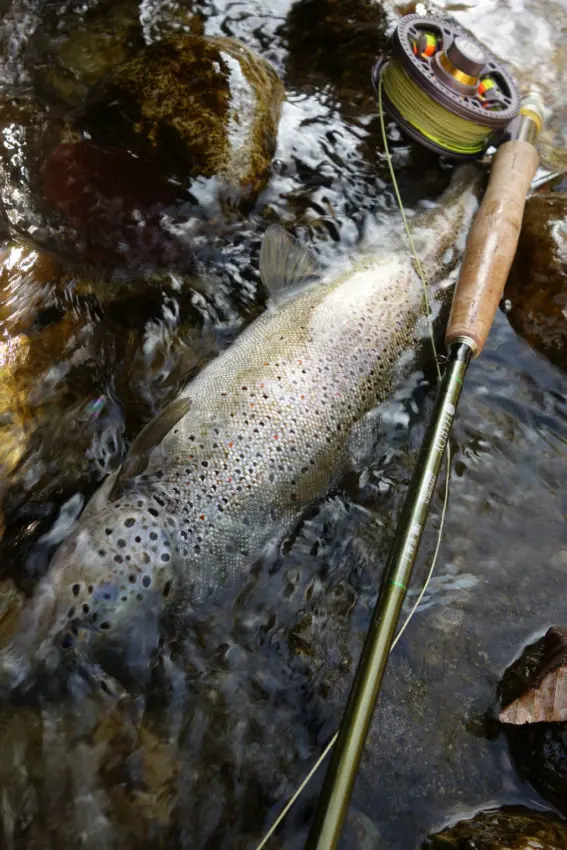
(150, 532, 158, 541)
(149, 508, 159, 517)
(82, 604, 89, 614)
(100, 622, 111, 630)
(129, 574, 136, 583)
(135, 536, 141, 543)
(142, 576, 152, 587)
(68, 606, 75, 618)
(61, 632, 75, 649)
(124, 518, 135, 528)
(72, 584, 80, 597)
(117, 539, 126, 548)
(98, 549, 106, 557)
(161, 553, 170, 563)
(105, 528, 113, 535)
(163, 581, 171, 597)
(114, 555, 123, 564)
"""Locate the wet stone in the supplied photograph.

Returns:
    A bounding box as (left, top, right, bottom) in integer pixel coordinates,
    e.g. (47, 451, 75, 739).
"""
(505, 192, 567, 373)
(28, 0, 145, 109)
(78, 34, 285, 207)
(282, 0, 389, 111)
(424, 806, 567, 849)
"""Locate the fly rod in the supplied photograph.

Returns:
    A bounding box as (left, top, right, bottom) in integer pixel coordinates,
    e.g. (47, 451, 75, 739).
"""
(305, 14, 545, 849)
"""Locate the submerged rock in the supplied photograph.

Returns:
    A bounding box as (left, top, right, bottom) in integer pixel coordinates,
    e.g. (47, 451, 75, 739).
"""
(424, 807, 567, 849)
(505, 192, 567, 373)
(29, 0, 145, 109)
(79, 34, 284, 206)
(283, 0, 389, 110)
(1, 32, 284, 271)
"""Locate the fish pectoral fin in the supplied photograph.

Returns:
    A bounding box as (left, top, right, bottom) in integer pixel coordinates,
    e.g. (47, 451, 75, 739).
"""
(259, 224, 321, 305)
(109, 396, 192, 501)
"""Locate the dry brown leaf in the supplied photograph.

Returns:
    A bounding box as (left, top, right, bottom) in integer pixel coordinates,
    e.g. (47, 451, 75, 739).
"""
(499, 627, 567, 725)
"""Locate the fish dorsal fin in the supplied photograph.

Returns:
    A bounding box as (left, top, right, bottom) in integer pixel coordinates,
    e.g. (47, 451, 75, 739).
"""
(259, 224, 321, 305)
(109, 396, 192, 501)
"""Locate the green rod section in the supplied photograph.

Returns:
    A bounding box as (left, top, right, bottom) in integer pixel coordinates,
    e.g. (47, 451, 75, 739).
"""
(305, 341, 472, 850)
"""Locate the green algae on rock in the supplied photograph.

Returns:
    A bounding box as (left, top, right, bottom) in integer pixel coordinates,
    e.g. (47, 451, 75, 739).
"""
(425, 807, 567, 849)
(79, 34, 285, 205)
(504, 192, 567, 373)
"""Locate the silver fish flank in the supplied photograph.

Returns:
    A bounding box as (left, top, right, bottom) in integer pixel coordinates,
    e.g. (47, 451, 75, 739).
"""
(2, 163, 482, 687)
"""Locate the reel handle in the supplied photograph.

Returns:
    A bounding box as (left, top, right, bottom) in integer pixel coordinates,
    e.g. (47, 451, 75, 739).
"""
(445, 138, 539, 355)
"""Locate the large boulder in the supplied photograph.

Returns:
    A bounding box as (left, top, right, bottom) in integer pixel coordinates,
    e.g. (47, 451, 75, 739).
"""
(78, 34, 284, 206)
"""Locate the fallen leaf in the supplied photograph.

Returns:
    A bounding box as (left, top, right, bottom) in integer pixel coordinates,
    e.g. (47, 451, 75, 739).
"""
(499, 627, 567, 725)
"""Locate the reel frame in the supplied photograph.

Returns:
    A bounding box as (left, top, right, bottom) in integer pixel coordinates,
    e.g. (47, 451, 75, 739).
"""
(373, 14, 521, 159)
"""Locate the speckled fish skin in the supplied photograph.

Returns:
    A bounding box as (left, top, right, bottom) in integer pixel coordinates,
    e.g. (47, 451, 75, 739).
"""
(2, 164, 482, 685)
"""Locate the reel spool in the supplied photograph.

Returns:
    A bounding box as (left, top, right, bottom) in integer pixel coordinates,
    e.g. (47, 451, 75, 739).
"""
(373, 15, 521, 159)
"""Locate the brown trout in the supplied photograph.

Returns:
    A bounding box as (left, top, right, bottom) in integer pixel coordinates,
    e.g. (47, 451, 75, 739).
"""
(1, 163, 482, 690)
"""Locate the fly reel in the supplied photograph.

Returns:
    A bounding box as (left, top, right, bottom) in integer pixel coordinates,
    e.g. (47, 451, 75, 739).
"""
(372, 15, 521, 159)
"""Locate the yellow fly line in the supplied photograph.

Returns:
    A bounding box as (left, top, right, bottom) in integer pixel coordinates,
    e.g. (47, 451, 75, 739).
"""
(382, 60, 493, 155)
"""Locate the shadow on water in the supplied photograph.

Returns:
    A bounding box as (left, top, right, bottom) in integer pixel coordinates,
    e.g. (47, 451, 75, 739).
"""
(0, 0, 565, 849)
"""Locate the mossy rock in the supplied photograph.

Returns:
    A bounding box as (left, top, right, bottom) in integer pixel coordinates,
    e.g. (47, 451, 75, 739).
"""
(79, 34, 285, 204)
(425, 806, 567, 848)
(505, 192, 567, 373)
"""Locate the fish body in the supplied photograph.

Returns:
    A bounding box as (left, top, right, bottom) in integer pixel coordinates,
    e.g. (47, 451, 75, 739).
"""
(2, 164, 482, 687)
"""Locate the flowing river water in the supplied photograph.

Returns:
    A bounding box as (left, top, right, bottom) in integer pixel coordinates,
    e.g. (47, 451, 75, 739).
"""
(0, 1, 566, 848)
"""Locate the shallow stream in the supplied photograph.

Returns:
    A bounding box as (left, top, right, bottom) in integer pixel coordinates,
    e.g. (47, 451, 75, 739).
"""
(0, 1, 566, 848)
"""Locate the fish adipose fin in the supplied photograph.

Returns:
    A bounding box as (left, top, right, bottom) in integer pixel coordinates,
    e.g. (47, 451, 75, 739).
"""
(259, 224, 321, 305)
(109, 396, 192, 501)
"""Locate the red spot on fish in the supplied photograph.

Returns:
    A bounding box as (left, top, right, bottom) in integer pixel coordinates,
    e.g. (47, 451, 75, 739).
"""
(189, 454, 194, 460)
(228, 441, 233, 448)
(228, 477, 232, 482)
(199, 514, 205, 521)
(297, 359, 302, 365)
(336, 392, 341, 397)
(250, 403, 255, 408)
(264, 362, 269, 366)
(274, 434, 279, 440)
(259, 383, 264, 388)
(300, 395, 305, 400)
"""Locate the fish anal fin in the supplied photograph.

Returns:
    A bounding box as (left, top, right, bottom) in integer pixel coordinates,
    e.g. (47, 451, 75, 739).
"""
(109, 396, 192, 501)
(259, 224, 321, 305)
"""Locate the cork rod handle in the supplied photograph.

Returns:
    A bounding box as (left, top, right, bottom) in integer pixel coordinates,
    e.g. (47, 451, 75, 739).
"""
(445, 139, 539, 356)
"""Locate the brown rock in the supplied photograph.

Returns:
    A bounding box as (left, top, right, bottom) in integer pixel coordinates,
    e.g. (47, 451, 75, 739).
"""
(505, 192, 567, 372)
(79, 35, 285, 203)
(425, 806, 567, 849)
